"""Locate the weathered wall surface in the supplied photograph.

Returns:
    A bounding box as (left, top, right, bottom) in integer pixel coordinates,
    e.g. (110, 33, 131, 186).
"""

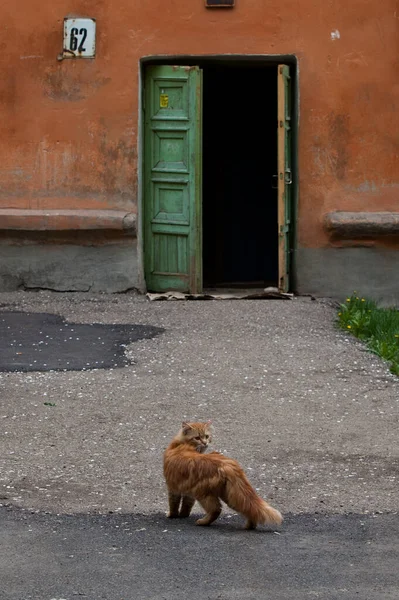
(0, 0, 398, 295)
(0, 241, 138, 292)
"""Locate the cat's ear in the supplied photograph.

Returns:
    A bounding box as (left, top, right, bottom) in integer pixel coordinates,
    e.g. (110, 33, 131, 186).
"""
(182, 421, 193, 435)
(205, 419, 214, 434)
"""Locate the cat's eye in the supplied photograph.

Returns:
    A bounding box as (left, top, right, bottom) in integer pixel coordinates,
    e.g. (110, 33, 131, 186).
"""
(195, 436, 201, 441)
(205, 435, 209, 439)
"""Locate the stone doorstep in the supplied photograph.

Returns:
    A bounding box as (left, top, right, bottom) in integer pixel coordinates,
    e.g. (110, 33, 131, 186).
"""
(0, 209, 136, 232)
(325, 211, 399, 238)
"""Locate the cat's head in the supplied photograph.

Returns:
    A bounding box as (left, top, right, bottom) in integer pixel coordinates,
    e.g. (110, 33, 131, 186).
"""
(180, 421, 213, 453)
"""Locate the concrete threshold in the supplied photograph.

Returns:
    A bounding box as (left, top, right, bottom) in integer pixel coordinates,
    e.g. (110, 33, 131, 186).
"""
(147, 287, 293, 300)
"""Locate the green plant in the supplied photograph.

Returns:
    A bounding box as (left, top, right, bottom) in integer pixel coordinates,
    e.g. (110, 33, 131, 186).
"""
(337, 293, 399, 376)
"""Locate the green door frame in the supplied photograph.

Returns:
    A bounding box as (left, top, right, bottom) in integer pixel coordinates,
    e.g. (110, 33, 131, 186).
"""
(139, 55, 298, 294)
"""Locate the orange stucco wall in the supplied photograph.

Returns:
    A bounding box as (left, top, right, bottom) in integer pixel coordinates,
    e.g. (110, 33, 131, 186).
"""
(1, 0, 398, 249)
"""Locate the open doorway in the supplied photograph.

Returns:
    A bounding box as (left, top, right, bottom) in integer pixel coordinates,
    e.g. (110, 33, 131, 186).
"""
(141, 57, 295, 294)
(202, 64, 278, 288)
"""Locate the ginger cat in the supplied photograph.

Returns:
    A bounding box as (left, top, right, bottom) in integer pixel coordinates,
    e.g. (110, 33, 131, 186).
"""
(163, 421, 283, 530)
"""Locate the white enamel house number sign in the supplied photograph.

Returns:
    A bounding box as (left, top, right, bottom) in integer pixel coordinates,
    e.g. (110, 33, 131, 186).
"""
(63, 18, 96, 58)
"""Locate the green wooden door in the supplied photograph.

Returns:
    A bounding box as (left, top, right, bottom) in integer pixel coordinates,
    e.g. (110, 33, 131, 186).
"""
(277, 64, 292, 293)
(144, 65, 202, 293)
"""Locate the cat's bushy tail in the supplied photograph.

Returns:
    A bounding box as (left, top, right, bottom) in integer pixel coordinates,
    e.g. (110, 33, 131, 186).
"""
(223, 461, 283, 528)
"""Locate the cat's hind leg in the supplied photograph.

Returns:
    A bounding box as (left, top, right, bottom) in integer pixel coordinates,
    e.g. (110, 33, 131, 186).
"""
(167, 491, 181, 518)
(179, 495, 195, 518)
(196, 496, 222, 526)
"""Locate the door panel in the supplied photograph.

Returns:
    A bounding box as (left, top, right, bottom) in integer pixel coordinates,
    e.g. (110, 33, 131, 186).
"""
(144, 65, 202, 293)
(277, 64, 292, 293)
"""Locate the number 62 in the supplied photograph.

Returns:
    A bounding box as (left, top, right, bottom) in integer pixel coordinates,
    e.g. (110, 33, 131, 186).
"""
(69, 28, 88, 52)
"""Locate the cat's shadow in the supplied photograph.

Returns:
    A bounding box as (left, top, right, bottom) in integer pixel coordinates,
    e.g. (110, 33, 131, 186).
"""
(151, 511, 281, 535)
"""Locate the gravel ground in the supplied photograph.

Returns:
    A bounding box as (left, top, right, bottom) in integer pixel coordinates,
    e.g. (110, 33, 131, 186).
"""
(0, 290, 398, 518)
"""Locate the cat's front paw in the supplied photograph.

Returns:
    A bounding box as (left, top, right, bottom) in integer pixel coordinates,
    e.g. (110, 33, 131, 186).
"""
(167, 511, 179, 518)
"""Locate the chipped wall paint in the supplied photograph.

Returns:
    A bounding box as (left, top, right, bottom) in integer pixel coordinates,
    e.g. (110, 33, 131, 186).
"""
(0, 0, 398, 255)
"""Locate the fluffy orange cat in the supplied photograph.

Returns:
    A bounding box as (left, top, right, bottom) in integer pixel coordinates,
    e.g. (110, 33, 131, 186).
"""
(163, 421, 283, 530)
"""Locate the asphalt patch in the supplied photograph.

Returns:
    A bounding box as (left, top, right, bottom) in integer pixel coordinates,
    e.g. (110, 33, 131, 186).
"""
(0, 311, 164, 372)
(2, 508, 399, 600)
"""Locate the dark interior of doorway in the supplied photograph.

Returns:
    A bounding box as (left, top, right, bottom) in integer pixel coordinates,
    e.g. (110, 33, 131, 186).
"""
(202, 64, 278, 288)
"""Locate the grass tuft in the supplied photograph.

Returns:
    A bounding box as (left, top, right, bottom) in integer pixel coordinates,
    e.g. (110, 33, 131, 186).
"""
(337, 293, 399, 376)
